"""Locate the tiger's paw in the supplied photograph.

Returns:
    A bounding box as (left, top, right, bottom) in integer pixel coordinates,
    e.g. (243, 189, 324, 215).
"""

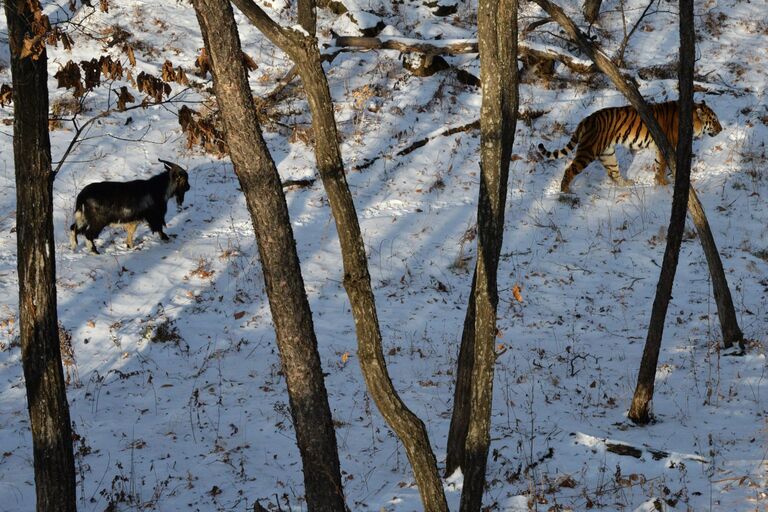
(558, 192, 580, 208)
(615, 177, 635, 187)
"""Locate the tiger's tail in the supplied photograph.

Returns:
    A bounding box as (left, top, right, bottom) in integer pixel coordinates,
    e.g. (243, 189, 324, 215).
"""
(538, 129, 581, 159)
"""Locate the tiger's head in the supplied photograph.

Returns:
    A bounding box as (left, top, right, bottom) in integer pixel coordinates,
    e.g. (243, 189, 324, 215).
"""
(694, 101, 722, 137)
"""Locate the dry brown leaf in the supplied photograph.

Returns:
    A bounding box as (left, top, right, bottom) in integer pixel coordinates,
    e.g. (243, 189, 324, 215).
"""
(0, 84, 13, 107)
(53, 60, 85, 96)
(195, 47, 210, 77)
(161, 60, 176, 82)
(124, 44, 136, 67)
(175, 67, 189, 85)
(80, 58, 100, 91)
(116, 86, 135, 111)
(512, 283, 523, 303)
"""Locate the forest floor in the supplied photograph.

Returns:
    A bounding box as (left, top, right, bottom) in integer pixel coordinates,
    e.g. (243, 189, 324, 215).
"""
(0, 0, 766, 510)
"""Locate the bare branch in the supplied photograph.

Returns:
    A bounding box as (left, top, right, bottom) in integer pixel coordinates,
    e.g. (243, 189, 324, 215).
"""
(51, 87, 192, 177)
(229, 0, 306, 59)
(615, 0, 659, 66)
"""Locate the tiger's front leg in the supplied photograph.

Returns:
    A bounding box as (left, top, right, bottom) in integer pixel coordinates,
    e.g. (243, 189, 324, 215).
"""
(654, 149, 670, 185)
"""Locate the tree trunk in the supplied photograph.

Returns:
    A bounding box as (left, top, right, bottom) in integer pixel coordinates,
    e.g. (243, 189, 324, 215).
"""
(191, 2, 347, 509)
(583, 0, 602, 24)
(4, 1, 77, 510)
(531, 0, 743, 350)
(445, 271, 477, 478)
(298, 0, 317, 34)
(297, 48, 449, 512)
(458, 1, 519, 510)
(627, 0, 694, 424)
(229, 1, 449, 508)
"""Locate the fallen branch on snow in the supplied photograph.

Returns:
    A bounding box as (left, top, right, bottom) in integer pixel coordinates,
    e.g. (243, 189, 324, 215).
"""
(332, 35, 597, 76)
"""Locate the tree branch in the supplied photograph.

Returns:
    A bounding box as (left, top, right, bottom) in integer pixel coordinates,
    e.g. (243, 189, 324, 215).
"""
(52, 87, 192, 177)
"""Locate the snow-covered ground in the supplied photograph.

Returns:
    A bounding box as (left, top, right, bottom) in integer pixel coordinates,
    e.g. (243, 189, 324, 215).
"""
(0, 0, 766, 510)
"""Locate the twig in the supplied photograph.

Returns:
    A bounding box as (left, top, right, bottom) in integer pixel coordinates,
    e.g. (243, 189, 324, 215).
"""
(51, 87, 193, 177)
(352, 119, 479, 172)
(615, 0, 659, 66)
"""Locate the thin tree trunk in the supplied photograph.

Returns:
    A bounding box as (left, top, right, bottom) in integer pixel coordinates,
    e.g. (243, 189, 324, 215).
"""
(298, 0, 317, 34)
(229, 1, 449, 508)
(583, 0, 602, 24)
(298, 50, 449, 512)
(531, 0, 743, 350)
(459, 1, 519, 510)
(191, 2, 346, 509)
(445, 271, 476, 478)
(627, 0, 694, 424)
(5, 1, 77, 510)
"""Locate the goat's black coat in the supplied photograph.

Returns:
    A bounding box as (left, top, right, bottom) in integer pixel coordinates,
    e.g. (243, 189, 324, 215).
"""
(70, 160, 191, 254)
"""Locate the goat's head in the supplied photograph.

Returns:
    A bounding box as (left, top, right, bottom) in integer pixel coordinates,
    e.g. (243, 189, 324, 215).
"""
(159, 159, 191, 206)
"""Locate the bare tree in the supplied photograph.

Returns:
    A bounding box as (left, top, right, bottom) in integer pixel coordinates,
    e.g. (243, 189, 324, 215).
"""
(531, 0, 743, 354)
(448, 1, 519, 510)
(228, 1, 450, 509)
(4, 0, 77, 510)
(628, 0, 695, 424)
(191, 1, 347, 509)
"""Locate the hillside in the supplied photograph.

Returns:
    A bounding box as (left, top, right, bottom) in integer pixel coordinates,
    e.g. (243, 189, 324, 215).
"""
(0, 0, 766, 510)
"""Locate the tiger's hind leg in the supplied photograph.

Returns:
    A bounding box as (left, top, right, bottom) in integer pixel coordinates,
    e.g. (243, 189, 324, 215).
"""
(560, 148, 595, 193)
(599, 149, 634, 187)
(654, 148, 670, 186)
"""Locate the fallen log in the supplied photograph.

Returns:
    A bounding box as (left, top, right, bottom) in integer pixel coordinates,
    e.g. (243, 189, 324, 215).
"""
(332, 35, 596, 75)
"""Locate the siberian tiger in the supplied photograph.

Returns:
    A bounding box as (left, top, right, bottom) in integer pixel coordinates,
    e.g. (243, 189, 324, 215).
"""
(538, 100, 723, 193)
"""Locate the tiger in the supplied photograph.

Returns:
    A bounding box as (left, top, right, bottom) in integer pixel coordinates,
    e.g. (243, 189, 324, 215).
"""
(538, 100, 723, 193)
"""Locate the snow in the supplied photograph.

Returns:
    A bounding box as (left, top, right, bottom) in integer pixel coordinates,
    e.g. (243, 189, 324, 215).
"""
(0, 0, 767, 511)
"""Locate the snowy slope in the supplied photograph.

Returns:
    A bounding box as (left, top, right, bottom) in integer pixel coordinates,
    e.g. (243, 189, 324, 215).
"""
(0, 0, 766, 510)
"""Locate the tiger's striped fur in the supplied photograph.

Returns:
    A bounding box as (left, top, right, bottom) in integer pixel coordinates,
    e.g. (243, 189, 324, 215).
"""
(539, 100, 722, 193)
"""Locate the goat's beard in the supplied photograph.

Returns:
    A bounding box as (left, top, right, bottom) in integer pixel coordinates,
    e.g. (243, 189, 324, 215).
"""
(175, 189, 186, 206)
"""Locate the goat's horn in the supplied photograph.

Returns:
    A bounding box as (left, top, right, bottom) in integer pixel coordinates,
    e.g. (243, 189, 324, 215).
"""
(158, 159, 185, 171)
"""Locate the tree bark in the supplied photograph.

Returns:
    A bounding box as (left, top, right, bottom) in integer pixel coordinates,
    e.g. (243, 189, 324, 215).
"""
(531, 0, 743, 350)
(298, 0, 317, 35)
(627, 0, 694, 424)
(457, 1, 519, 510)
(4, 1, 77, 510)
(229, 1, 449, 508)
(583, 0, 602, 24)
(191, 2, 347, 510)
(445, 271, 477, 478)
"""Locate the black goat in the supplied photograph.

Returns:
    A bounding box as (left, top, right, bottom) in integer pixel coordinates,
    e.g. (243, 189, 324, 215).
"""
(69, 160, 191, 254)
